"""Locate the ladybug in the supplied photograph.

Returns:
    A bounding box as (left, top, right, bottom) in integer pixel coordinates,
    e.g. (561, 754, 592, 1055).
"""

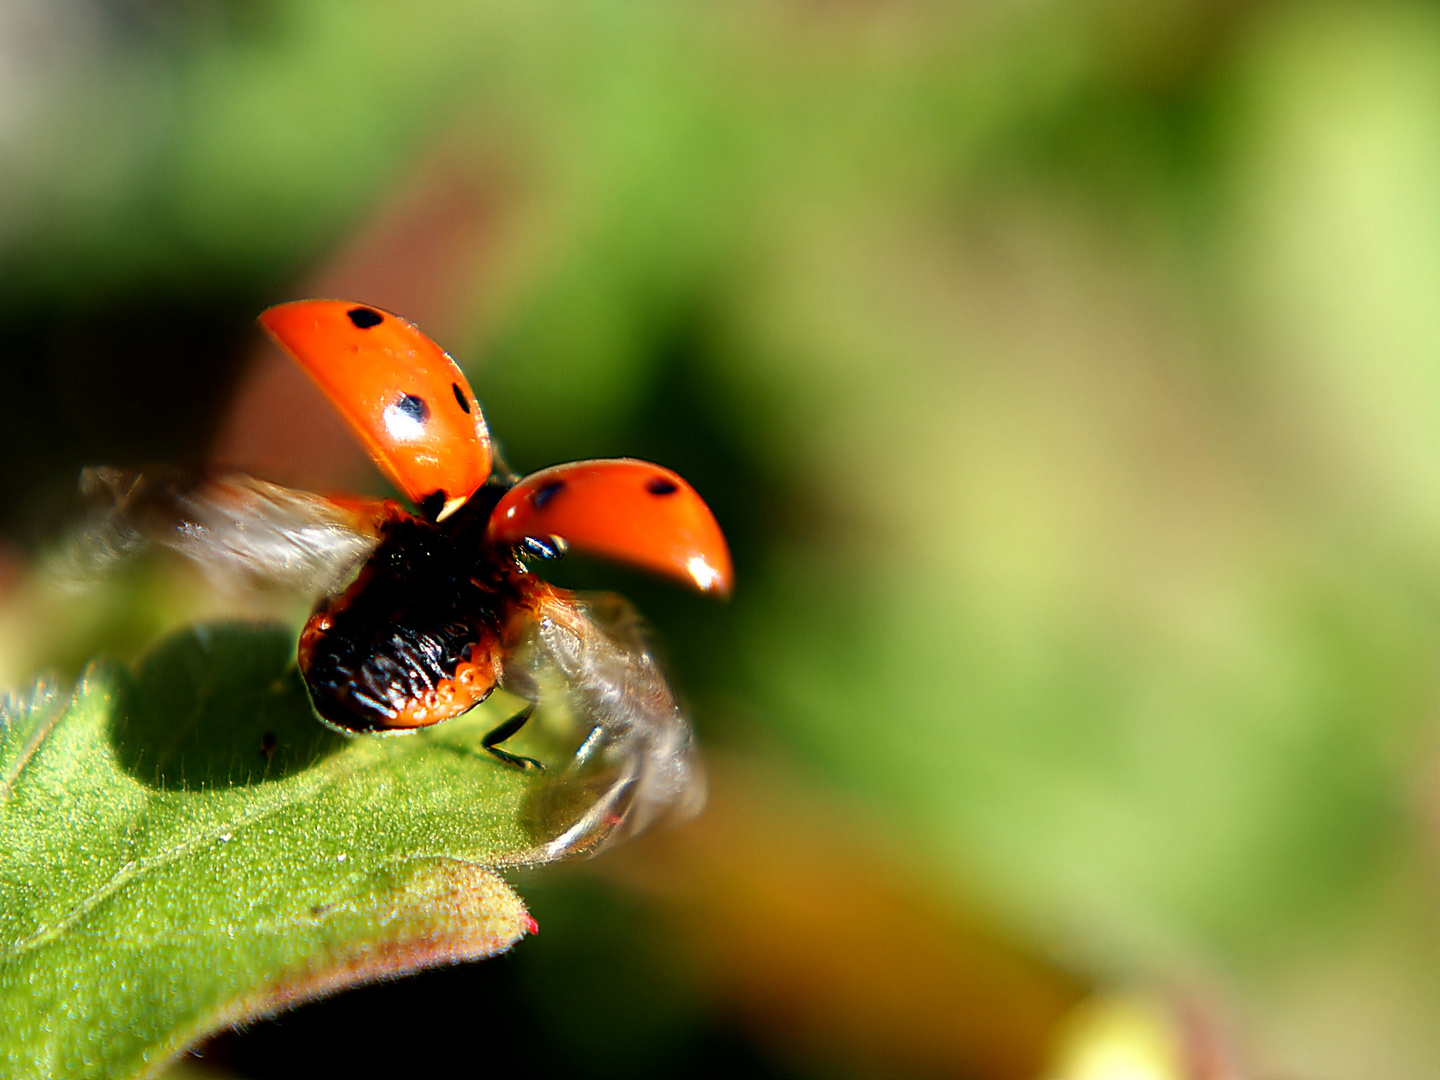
(80, 300, 730, 843)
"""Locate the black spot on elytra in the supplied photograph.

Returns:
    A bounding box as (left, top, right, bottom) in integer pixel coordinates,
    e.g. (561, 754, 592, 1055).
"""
(397, 394, 429, 422)
(452, 382, 471, 413)
(647, 476, 679, 496)
(347, 306, 384, 329)
(532, 479, 565, 510)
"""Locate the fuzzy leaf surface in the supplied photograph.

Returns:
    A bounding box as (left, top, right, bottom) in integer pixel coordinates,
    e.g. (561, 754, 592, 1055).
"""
(0, 623, 551, 1079)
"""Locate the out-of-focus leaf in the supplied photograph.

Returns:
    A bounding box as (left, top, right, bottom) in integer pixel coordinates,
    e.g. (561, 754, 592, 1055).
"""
(0, 623, 550, 1080)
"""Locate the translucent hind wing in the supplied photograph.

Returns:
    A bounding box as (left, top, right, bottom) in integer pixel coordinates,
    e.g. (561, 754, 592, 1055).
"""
(67, 467, 389, 599)
(501, 588, 704, 858)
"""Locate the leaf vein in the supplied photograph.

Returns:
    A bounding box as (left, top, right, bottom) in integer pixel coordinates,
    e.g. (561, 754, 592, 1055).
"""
(0, 683, 75, 804)
(0, 749, 366, 961)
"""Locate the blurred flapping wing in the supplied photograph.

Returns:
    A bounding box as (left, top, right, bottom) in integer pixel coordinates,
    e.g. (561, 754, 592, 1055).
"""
(502, 588, 704, 858)
(67, 467, 389, 600)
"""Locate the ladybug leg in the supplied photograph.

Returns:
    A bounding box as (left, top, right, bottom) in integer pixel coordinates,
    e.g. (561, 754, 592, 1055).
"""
(482, 702, 545, 771)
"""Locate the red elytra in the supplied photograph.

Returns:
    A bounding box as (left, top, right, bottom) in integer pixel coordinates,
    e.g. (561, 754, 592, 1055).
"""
(260, 299, 493, 520)
(258, 299, 732, 600)
(489, 460, 732, 597)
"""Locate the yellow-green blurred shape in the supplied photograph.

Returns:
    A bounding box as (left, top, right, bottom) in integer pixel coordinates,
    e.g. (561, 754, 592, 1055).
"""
(1045, 995, 1193, 1080)
(1227, 3, 1440, 541)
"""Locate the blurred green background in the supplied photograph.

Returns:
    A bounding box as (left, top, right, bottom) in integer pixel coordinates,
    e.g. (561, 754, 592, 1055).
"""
(5, 1, 1440, 1076)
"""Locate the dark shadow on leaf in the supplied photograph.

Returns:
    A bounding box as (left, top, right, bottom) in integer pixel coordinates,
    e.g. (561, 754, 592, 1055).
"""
(112, 621, 347, 790)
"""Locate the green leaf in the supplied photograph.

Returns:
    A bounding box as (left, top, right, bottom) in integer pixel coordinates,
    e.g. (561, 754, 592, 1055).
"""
(0, 622, 567, 1080)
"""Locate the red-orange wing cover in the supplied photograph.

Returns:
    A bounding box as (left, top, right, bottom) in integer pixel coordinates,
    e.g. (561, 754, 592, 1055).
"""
(488, 458, 732, 596)
(260, 300, 492, 518)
